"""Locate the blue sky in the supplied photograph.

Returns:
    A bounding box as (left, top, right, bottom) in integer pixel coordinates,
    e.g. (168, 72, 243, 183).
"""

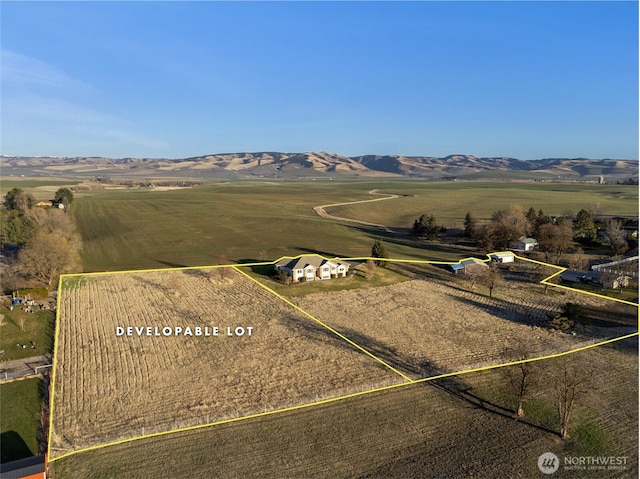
(1, 1, 638, 160)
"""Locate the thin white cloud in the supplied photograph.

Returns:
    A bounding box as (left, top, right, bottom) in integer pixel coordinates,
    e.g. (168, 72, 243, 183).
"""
(1, 49, 89, 91)
(3, 93, 169, 155)
(8, 93, 127, 125)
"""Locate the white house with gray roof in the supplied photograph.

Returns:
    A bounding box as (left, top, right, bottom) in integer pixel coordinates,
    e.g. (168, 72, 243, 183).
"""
(274, 255, 350, 282)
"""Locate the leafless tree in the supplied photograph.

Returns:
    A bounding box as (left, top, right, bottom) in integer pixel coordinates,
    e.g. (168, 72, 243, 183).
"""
(464, 264, 485, 289)
(365, 259, 376, 280)
(482, 263, 503, 298)
(549, 356, 594, 439)
(605, 220, 629, 256)
(215, 255, 231, 280)
(537, 221, 574, 264)
(15, 231, 80, 287)
(501, 346, 538, 417)
(475, 205, 530, 251)
(567, 247, 588, 271)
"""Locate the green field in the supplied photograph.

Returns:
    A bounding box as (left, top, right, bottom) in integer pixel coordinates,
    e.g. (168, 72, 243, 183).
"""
(69, 180, 638, 272)
(0, 378, 43, 463)
(0, 307, 55, 360)
(0, 178, 80, 200)
(325, 181, 639, 227)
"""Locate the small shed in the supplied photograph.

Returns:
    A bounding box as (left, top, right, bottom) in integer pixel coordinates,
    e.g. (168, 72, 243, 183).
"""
(490, 253, 515, 263)
(561, 270, 587, 283)
(512, 237, 537, 252)
(450, 258, 489, 274)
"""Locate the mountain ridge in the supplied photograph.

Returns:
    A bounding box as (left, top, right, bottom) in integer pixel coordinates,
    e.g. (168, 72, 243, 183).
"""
(1, 152, 637, 180)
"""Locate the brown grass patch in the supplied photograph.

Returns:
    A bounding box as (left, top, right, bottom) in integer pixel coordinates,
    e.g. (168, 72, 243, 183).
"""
(294, 278, 637, 379)
(50, 268, 403, 458)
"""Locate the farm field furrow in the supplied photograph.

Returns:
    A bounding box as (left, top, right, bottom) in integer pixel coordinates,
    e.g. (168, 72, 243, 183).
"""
(50, 268, 404, 458)
(49, 337, 638, 479)
(294, 277, 637, 379)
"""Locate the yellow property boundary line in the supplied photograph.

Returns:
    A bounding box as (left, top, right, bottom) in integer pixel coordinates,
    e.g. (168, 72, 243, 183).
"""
(232, 266, 413, 381)
(47, 253, 638, 464)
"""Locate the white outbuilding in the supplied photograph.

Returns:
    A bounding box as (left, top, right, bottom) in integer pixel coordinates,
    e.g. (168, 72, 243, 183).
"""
(490, 253, 515, 263)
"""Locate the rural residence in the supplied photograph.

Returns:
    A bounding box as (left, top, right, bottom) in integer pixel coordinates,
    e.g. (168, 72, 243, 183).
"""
(274, 255, 351, 282)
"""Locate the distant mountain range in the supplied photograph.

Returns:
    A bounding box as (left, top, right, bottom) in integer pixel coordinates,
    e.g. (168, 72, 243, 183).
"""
(1, 152, 638, 180)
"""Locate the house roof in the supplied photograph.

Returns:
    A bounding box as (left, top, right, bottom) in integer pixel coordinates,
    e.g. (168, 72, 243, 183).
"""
(451, 258, 488, 271)
(0, 455, 46, 479)
(518, 237, 537, 244)
(490, 253, 514, 259)
(461, 258, 488, 267)
(275, 255, 349, 271)
(561, 270, 587, 283)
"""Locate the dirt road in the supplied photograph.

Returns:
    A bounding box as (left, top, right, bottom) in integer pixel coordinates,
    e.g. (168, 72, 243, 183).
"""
(313, 190, 399, 232)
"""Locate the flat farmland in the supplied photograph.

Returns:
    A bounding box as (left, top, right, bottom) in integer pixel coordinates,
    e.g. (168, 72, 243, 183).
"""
(49, 338, 637, 479)
(50, 268, 405, 459)
(324, 182, 639, 228)
(294, 275, 638, 379)
(69, 180, 639, 272)
(70, 182, 398, 271)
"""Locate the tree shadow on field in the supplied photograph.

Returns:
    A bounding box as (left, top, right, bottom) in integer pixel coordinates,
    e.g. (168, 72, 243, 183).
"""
(276, 313, 439, 378)
(426, 376, 558, 436)
(347, 224, 473, 258)
(237, 258, 269, 265)
(575, 303, 638, 328)
(602, 334, 639, 357)
(279, 310, 560, 437)
(154, 259, 188, 269)
(182, 268, 215, 280)
(447, 292, 638, 342)
(444, 292, 549, 329)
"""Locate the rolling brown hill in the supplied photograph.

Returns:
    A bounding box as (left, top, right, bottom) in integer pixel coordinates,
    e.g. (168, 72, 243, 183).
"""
(1, 152, 637, 180)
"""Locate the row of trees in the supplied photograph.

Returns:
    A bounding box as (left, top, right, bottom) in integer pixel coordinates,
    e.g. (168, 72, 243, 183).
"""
(463, 205, 632, 260)
(1, 187, 79, 291)
(502, 347, 593, 440)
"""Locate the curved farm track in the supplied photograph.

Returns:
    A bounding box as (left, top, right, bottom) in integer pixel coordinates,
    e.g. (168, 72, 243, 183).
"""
(313, 190, 400, 232)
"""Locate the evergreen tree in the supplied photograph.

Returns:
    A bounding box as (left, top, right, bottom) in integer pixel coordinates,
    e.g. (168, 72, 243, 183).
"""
(526, 207, 538, 232)
(412, 214, 439, 240)
(371, 239, 388, 266)
(463, 212, 476, 238)
(573, 209, 596, 243)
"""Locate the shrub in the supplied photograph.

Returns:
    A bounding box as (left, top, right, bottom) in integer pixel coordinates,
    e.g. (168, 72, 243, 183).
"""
(546, 312, 574, 331)
(13, 288, 49, 300)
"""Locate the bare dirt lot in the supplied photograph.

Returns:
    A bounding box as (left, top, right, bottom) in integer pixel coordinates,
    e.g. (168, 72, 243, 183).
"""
(294, 274, 638, 379)
(50, 268, 404, 458)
